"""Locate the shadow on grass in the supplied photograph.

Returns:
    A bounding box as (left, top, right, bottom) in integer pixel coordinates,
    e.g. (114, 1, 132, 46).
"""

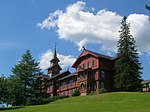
(0, 106, 26, 111)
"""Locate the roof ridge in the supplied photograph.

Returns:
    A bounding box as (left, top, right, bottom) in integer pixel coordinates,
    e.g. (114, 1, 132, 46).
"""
(85, 49, 113, 59)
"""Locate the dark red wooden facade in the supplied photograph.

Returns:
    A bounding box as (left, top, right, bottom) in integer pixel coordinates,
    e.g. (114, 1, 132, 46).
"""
(45, 48, 116, 97)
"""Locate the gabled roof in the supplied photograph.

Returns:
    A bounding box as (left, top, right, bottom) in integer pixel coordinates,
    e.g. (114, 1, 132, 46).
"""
(141, 80, 150, 84)
(47, 64, 62, 70)
(72, 48, 116, 68)
(42, 74, 50, 79)
(49, 70, 71, 80)
(86, 49, 113, 60)
(57, 73, 76, 81)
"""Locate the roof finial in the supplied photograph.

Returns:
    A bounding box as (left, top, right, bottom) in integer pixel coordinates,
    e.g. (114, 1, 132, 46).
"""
(54, 43, 57, 59)
(55, 43, 56, 49)
(82, 46, 86, 50)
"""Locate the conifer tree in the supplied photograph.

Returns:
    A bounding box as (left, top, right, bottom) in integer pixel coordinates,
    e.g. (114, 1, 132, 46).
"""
(7, 76, 23, 106)
(115, 16, 142, 91)
(0, 75, 7, 103)
(0, 75, 12, 105)
(145, 4, 150, 12)
(12, 50, 42, 105)
(34, 75, 47, 99)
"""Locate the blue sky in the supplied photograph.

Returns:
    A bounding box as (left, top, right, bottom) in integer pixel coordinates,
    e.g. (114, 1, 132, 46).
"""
(0, 0, 150, 79)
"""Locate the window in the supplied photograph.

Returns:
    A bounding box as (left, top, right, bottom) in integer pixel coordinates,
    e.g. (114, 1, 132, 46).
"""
(63, 91, 66, 96)
(94, 71, 97, 79)
(47, 86, 50, 91)
(83, 72, 87, 78)
(88, 62, 90, 68)
(101, 82, 104, 89)
(70, 80, 74, 87)
(62, 82, 66, 89)
(83, 63, 85, 69)
(81, 83, 85, 91)
(78, 73, 80, 78)
(70, 89, 73, 95)
(81, 72, 83, 78)
(92, 60, 95, 67)
(56, 84, 59, 90)
(78, 65, 80, 71)
(101, 71, 105, 78)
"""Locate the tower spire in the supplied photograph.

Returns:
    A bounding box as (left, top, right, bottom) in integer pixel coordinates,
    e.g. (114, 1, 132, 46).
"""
(48, 43, 62, 77)
(50, 43, 60, 64)
(53, 43, 57, 59)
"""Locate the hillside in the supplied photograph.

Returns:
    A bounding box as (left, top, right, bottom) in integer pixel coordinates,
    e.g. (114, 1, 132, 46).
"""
(1, 92, 150, 112)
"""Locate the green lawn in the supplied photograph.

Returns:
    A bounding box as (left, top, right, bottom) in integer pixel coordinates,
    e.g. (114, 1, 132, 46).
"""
(1, 92, 150, 112)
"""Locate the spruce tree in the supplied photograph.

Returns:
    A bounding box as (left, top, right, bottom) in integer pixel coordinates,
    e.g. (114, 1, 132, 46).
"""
(145, 4, 150, 12)
(34, 75, 47, 99)
(12, 50, 42, 105)
(0, 75, 7, 103)
(7, 76, 23, 106)
(115, 16, 142, 91)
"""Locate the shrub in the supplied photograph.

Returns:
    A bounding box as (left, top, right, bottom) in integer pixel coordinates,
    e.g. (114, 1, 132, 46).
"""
(72, 89, 80, 97)
(99, 88, 107, 94)
(88, 91, 97, 95)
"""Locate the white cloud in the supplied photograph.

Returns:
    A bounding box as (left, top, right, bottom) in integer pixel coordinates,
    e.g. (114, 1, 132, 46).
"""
(38, 10, 63, 29)
(127, 14, 150, 53)
(39, 49, 76, 70)
(38, 1, 150, 54)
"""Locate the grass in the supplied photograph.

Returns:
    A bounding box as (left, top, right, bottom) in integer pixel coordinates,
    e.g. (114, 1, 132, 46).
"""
(1, 92, 150, 112)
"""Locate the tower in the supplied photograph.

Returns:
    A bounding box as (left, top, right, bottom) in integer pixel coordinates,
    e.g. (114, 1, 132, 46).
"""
(47, 44, 62, 77)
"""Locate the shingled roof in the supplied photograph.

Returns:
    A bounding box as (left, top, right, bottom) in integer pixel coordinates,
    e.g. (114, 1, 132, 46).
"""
(57, 73, 76, 81)
(141, 80, 150, 84)
(72, 48, 117, 68)
(48, 70, 71, 80)
(85, 49, 114, 60)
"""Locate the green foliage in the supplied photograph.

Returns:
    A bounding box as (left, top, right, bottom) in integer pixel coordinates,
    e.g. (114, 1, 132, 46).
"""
(115, 17, 142, 91)
(11, 50, 42, 106)
(7, 76, 24, 106)
(34, 75, 47, 99)
(88, 89, 107, 96)
(99, 88, 107, 94)
(72, 89, 80, 97)
(0, 75, 22, 105)
(88, 91, 97, 95)
(0, 75, 8, 103)
(145, 4, 150, 12)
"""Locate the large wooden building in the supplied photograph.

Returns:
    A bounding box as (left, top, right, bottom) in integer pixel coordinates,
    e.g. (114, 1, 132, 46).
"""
(45, 47, 116, 97)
